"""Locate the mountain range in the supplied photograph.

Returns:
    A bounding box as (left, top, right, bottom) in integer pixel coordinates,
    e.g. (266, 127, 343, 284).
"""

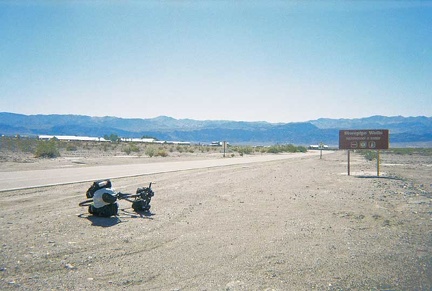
(1, 112, 431, 147)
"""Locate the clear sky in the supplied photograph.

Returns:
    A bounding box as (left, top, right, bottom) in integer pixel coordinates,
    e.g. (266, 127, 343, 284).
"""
(0, 1, 431, 123)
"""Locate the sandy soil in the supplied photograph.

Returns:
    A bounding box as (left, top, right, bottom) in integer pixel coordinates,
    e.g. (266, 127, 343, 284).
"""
(0, 150, 431, 290)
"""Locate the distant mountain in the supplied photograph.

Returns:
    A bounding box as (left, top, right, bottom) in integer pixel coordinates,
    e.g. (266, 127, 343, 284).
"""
(0, 112, 431, 146)
(310, 115, 432, 133)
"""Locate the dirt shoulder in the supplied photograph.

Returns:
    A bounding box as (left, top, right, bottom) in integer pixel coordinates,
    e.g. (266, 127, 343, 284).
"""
(0, 151, 431, 290)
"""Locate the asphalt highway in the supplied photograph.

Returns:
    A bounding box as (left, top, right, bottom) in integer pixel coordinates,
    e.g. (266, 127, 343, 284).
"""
(0, 151, 329, 191)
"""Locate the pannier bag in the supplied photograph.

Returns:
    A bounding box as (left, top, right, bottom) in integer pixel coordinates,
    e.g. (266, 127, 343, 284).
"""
(89, 203, 118, 217)
(88, 187, 118, 217)
(131, 186, 154, 212)
(86, 179, 112, 198)
(132, 200, 150, 212)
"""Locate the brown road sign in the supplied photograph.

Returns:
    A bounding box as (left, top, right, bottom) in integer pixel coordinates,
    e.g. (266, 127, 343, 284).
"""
(339, 129, 389, 150)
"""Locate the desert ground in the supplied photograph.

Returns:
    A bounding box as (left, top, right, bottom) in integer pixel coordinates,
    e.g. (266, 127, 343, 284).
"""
(0, 147, 431, 290)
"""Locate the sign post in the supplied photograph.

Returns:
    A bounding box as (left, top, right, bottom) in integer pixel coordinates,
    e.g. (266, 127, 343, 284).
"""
(377, 150, 380, 177)
(347, 150, 350, 176)
(339, 129, 389, 176)
(319, 142, 324, 159)
(223, 141, 227, 157)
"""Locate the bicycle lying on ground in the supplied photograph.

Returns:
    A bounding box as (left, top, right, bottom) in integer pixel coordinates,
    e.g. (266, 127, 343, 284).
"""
(79, 179, 154, 216)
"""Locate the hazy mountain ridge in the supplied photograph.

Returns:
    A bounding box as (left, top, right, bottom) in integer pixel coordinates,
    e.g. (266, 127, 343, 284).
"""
(0, 112, 431, 146)
(310, 115, 432, 133)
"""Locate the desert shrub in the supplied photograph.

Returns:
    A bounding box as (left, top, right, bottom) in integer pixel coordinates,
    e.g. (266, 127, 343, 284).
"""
(122, 143, 140, 155)
(361, 150, 377, 161)
(145, 146, 157, 157)
(35, 139, 60, 158)
(102, 143, 111, 152)
(391, 148, 413, 155)
(266, 145, 281, 154)
(66, 144, 78, 151)
(0, 136, 13, 151)
(17, 137, 36, 153)
(264, 144, 308, 154)
(297, 146, 308, 153)
(0, 136, 38, 153)
(157, 150, 168, 157)
(239, 146, 254, 155)
(130, 143, 140, 152)
(123, 146, 132, 155)
(389, 148, 432, 156)
(390, 148, 432, 156)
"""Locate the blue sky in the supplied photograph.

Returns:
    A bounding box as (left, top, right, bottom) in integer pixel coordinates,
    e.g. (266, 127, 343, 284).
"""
(0, 1, 431, 123)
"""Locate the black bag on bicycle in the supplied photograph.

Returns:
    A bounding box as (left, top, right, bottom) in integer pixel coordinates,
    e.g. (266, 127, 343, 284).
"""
(89, 203, 118, 217)
(86, 179, 112, 198)
(131, 186, 154, 212)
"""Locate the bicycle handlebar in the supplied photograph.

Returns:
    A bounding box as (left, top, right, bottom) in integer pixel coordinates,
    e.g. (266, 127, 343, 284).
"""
(117, 182, 154, 200)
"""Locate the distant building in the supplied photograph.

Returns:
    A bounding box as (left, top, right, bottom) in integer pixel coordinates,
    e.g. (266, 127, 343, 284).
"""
(38, 135, 109, 142)
(121, 138, 156, 143)
(38, 134, 192, 145)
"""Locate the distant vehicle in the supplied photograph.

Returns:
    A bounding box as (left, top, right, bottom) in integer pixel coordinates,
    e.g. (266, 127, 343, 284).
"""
(210, 141, 229, 146)
(309, 144, 328, 150)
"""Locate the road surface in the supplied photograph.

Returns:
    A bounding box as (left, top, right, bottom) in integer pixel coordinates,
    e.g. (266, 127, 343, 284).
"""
(0, 151, 330, 191)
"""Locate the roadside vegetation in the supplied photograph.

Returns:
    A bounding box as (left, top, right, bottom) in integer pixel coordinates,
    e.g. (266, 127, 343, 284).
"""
(0, 136, 309, 160)
(359, 150, 378, 161)
(34, 138, 60, 158)
(388, 148, 432, 156)
(263, 144, 308, 154)
(358, 148, 432, 161)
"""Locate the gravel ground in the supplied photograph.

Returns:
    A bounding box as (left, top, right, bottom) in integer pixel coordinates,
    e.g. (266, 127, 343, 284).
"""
(0, 150, 431, 290)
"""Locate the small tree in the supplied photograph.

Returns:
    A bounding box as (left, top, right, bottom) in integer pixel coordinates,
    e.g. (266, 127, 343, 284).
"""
(104, 133, 120, 142)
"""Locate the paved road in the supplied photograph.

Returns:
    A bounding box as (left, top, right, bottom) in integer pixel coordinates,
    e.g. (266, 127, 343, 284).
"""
(0, 151, 330, 191)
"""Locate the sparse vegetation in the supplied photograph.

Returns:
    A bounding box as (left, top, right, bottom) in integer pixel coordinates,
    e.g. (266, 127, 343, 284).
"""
(264, 144, 307, 154)
(102, 143, 111, 152)
(0, 136, 35, 153)
(35, 138, 60, 158)
(157, 150, 168, 157)
(145, 146, 157, 157)
(390, 148, 432, 156)
(176, 145, 184, 153)
(231, 146, 254, 156)
(359, 148, 432, 161)
(0, 136, 312, 159)
(360, 150, 378, 161)
(66, 144, 78, 151)
(122, 143, 140, 155)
